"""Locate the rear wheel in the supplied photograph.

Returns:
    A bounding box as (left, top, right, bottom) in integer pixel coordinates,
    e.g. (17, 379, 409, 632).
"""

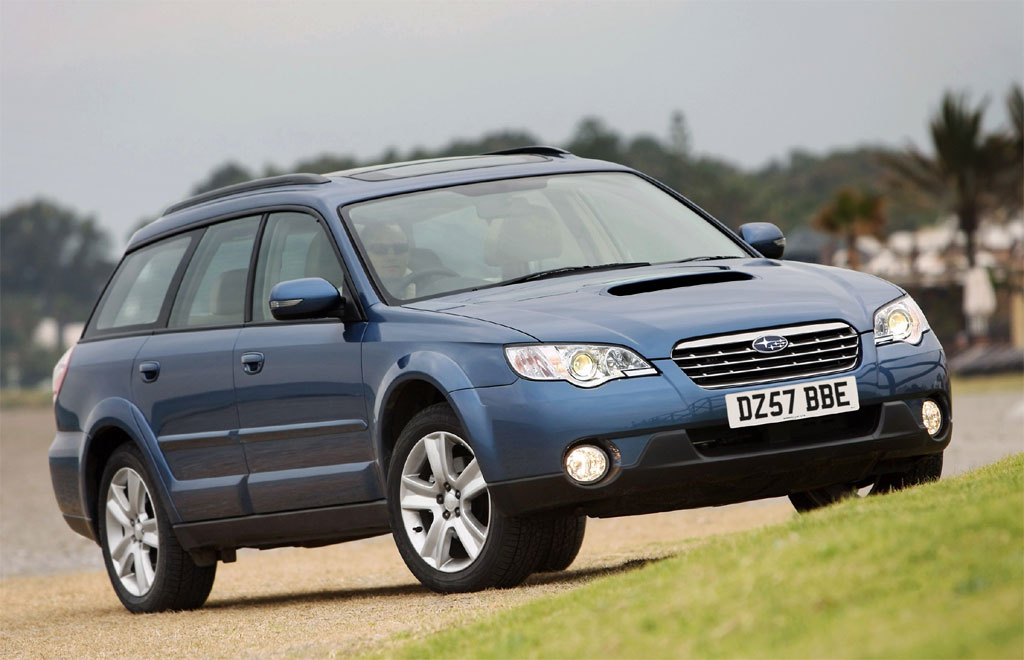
(387, 403, 546, 592)
(98, 444, 216, 612)
(789, 452, 943, 513)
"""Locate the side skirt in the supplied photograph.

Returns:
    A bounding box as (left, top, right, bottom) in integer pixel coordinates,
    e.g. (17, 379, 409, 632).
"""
(174, 500, 391, 558)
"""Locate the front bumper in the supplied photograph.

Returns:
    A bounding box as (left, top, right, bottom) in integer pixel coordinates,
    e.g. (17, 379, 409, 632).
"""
(488, 399, 949, 517)
(453, 331, 950, 517)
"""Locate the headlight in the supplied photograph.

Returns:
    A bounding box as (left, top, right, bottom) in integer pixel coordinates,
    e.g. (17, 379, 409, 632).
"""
(874, 295, 929, 345)
(504, 344, 656, 388)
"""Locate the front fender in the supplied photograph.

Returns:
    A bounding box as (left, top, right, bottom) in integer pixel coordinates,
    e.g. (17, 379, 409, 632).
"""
(369, 349, 520, 468)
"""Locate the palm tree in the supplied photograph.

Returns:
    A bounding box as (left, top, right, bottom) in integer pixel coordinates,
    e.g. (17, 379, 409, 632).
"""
(999, 85, 1023, 215)
(884, 91, 1010, 267)
(812, 188, 886, 271)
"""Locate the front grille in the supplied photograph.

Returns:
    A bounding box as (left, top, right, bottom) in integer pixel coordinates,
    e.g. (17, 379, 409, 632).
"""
(672, 321, 860, 389)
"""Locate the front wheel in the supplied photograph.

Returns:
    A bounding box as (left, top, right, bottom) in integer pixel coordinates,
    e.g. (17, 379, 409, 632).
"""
(789, 452, 944, 513)
(536, 515, 586, 572)
(98, 444, 216, 612)
(387, 403, 546, 592)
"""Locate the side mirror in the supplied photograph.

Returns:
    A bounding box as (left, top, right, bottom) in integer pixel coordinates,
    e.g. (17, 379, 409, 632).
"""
(269, 277, 344, 321)
(739, 222, 786, 259)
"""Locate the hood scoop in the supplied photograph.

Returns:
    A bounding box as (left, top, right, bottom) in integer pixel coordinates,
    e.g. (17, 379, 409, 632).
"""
(607, 271, 753, 296)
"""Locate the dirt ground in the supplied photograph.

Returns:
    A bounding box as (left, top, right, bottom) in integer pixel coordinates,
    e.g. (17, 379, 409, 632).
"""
(2, 390, 1021, 658)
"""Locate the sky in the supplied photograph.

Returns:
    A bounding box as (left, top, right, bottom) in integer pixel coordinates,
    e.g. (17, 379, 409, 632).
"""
(1, 0, 1022, 245)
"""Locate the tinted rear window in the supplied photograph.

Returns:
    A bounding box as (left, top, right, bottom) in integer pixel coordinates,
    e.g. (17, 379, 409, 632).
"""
(89, 235, 192, 333)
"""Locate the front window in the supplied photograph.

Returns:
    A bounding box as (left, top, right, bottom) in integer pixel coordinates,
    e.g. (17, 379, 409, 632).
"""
(251, 211, 346, 322)
(342, 172, 747, 302)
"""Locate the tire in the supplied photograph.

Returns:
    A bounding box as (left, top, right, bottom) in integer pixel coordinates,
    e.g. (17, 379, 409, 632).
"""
(386, 403, 546, 592)
(789, 452, 944, 513)
(98, 444, 216, 613)
(873, 452, 943, 493)
(536, 515, 586, 572)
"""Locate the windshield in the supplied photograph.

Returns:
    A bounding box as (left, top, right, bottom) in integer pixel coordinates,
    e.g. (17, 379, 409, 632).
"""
(342, 172, 747, 302)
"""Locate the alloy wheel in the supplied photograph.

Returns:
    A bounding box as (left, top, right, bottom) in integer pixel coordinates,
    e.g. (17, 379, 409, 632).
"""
(104, 467, 159, 596)
(398, 431, 490, 572)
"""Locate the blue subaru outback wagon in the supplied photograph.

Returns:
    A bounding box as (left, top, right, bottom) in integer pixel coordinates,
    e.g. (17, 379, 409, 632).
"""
(49, 147, 950, 612)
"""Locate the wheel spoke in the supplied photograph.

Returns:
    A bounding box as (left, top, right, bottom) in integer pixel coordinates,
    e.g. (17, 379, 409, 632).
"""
(110, 534, 132, 564)
(133, 545, 152, 592)
(141, 532, 159, 549)
(114, 540, 134, 577)
(126, 472, 144, 517)
(452, 515, 485, 559)
(106, 497, 132, 528)
(400, 486, 439, 512)
(402, 473, 439, 497)
(422, 434, 453, 485)
(455, 459, 486, 500)
(420, 519, 450, 568)
(110, 485, 131, 520)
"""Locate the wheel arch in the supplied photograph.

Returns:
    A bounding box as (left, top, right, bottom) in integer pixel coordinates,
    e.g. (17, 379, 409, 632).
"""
(80, 398, 181, 540)
(376, 377, 449, 479)
(372, 350, 491, 480)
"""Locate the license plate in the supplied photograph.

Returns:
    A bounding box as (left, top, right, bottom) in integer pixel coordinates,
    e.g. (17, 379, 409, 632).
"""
(725, 376, 859, 429)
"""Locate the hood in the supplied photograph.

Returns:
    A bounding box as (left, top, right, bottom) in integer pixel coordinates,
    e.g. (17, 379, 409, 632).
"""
(407, 259, 903, 358)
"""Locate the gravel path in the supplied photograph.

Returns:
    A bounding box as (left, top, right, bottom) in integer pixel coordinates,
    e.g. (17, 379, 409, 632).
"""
(1, 389, 1021, 658)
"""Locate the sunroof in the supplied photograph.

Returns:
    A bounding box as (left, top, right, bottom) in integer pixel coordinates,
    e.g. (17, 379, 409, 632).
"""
(348, 155, 546, 181)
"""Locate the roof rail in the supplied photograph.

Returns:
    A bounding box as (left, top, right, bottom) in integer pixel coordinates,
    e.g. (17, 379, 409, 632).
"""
(164, 173, 332, 216)
(483, 146, 572, 157)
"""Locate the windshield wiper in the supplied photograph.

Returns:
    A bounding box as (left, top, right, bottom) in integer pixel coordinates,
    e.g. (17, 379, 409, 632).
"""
(671, 255, 741, 264)
(499, 262, 650, 286)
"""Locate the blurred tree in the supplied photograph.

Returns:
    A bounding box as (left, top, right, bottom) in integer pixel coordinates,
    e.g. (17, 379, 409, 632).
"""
(997, 84, 1023, 215)
(293, 154, 360, 174)
(0, 200, 114, 384)
(180, 114, 947, 240)
(668, 110, 692, 161)
(884, 91, 1010, 267)
(191, 161, 254, 195)
(812, 188, 887, 271)
(429, 130, 543, 158)
(567, 117, 623, 162)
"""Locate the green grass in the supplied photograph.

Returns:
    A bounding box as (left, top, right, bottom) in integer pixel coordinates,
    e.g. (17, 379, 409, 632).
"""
(391, 454, 1024, 659)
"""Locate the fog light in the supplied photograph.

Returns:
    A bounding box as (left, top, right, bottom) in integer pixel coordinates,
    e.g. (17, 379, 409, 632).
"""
(922, 400, 942, 436)
(565, 445, 609, 484)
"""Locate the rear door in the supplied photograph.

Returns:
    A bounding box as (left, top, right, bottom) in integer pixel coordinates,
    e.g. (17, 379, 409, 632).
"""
(131, 215, 261, 521)
(234, 210, 372, 514)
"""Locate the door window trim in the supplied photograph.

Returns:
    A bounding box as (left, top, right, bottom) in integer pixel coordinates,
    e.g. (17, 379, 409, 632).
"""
(79, 204, 365, 343)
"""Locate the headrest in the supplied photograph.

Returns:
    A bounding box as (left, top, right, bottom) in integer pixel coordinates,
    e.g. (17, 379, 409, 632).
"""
(304, 237, 343, 282)
(209, 268, 247, 316)
(484, 202, 563, 267)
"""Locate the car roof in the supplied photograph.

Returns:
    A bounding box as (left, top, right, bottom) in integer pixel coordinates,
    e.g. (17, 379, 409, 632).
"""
(126, 148, 635, 251)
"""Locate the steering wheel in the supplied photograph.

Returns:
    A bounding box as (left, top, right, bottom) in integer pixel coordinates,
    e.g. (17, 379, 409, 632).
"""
(399, 267, 459, 290)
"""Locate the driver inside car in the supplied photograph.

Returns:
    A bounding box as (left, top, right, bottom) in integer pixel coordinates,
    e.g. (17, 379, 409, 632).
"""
(364, 222, 415, 298)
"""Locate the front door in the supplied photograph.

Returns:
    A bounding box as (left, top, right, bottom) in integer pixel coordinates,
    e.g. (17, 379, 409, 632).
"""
(234, 211, 373, 514)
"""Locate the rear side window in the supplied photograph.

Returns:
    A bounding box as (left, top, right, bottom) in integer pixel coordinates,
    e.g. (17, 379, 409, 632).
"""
(168, 216, 260, 328)
(251, 212, 345, 322)
(90, 235, 192, 332)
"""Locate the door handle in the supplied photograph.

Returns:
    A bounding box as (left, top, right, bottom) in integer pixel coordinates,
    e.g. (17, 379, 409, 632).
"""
(240, 352, 265, 375)
(138, 361, 161, 383)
